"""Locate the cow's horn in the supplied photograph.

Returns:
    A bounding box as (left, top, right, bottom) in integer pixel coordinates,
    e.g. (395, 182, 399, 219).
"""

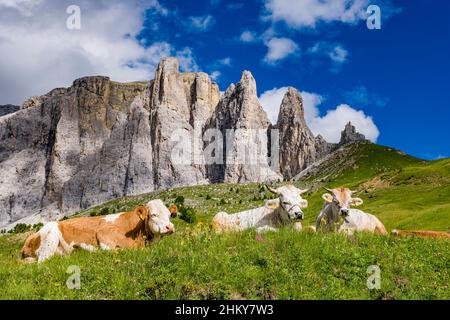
(298, 188, 310, 195)
(351, 189, 359, 194)
(323, 187, 334, 193)
(265, 185, 278, 194)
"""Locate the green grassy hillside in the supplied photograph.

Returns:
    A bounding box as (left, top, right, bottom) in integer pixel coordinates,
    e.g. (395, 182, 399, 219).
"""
(1, 230, 448, 300)
(70, 142, 449, 232)
(0, 142, 449, 300)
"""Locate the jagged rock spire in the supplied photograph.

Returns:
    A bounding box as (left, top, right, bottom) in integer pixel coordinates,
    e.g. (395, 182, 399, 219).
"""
(339, 122, 367, 145)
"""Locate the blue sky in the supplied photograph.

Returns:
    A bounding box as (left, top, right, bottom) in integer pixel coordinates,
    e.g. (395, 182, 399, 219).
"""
(137, 0, 450, 160)
(0, 0, 448, 159)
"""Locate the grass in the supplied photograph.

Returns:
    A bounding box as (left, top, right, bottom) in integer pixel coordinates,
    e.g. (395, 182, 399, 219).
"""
(0, 143, 449, 300)
(1, 230, 448, 300)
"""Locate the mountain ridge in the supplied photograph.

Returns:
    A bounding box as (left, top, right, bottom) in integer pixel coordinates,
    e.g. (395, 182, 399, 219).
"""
(0, 57, 368, 228)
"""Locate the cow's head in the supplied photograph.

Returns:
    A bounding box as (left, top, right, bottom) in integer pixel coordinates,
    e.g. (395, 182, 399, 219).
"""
(322, 187, 363, 217)
(265, 185, 309, 220)
(138, 200, 175, 235)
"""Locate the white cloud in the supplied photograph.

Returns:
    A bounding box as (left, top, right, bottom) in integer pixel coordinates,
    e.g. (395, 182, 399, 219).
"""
(259, 87, 322, 124)
(217, 57, 232, 67)
(148, 0, 169, 16)
(259, 87, 288, 124)
(186, 15, 216, 32)
(0, 0, 197, 105)
(309, 104, 379, 143)
(240, 30, 258, 43)
(264, 37, 299, 64)
(259, 87, 379, 143)
(0, 0, 43, 16)
(176, 47, 199, 72)
(264, 0, 369, 28)
(329, 46, 348, 64)
(210, 71, 221, 81)
(308, 42, 349, 72)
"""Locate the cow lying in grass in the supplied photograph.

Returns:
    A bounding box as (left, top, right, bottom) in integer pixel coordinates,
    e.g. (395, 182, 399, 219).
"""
(392, 229, 450, 239)
(212, 185, 309, 234)
(21, 200, 176, 263)
(315, 187, 388, 235)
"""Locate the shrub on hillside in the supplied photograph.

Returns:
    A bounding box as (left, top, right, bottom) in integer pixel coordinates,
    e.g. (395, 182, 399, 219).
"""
(174, 195, 185, 205)
(178, 205, 196, 224)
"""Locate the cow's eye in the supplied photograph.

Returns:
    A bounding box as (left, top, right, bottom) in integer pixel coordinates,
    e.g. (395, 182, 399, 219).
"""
(282, 202, 290, 206)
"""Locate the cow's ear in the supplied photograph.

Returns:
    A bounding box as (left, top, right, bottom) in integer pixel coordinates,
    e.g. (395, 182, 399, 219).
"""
(299, 199, 308, 209)
(322, 193, 333, 203)
(135, 206, 149, 221)
(265, 198, 280, 209)
(350, 197, 363, 207)
(169, 205, 178, 218)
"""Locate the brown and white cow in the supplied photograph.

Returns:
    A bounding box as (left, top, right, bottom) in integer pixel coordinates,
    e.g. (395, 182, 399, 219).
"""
(391, 229, 450, 239)
(315, 187, 388, 235)
(212, 185, 309, 234)
(21, 200, 176, 263)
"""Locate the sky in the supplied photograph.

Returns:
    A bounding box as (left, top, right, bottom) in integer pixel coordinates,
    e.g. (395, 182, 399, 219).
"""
(0, 0, 449, 160)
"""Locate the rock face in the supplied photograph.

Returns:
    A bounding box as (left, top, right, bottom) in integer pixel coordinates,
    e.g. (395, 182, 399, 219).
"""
(276, 88, 339, 180)
(340, 122, 367, 145)
(277, 88, 319, 180)
(149, 57, 220, 189)
(0, 57, 368, 228)
(0, 105, 19, 117)
(206, 71, 281, 183)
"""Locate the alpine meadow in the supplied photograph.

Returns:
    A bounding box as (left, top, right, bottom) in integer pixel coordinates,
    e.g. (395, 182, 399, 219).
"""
(0, 0, 449, 303)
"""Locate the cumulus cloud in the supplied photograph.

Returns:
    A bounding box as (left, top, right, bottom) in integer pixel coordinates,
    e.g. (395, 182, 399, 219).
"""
(259, 87, 379, 142)
(0, 0, 43, 16)
(216, 57, 232, 67)
(259, 87, 288, 124)
(308, 42, 349, 72)
(210, 71, 221, 81)
(186, 15, 216, 32)
(309, 104, 379, 143)
(264, 37, 299, 64)
(176, 47, 199, 72)
(239, 30, 258, 43)
(264, 0, 369, 28)
(0, 0, 197, 105)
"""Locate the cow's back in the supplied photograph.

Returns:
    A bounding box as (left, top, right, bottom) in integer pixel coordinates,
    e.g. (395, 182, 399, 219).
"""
(57, 216, 104, 247)
(345, 209, 387, 234)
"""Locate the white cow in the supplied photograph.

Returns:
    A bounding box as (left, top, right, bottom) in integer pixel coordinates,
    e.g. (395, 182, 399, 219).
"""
(212, 185, 309, 233)
(315, 187, 387, 235)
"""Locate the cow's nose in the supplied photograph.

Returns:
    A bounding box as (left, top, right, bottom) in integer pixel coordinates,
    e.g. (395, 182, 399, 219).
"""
(295, 211, 304, 220)
(165, 224, 175, 233)
(340, 208, 349, 216)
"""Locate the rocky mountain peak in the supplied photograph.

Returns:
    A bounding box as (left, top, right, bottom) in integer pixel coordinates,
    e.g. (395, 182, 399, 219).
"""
(340, 121, 367, 145)
(0, 57, 370, 229)
(237, 70, 257, 96)
(277, 87, 307, 126)
(276, 88, 320, 179)
(159, 57, 180, 73)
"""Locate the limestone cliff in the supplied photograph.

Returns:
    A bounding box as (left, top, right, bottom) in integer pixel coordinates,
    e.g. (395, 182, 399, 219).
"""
(0, 57, 367, 228)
